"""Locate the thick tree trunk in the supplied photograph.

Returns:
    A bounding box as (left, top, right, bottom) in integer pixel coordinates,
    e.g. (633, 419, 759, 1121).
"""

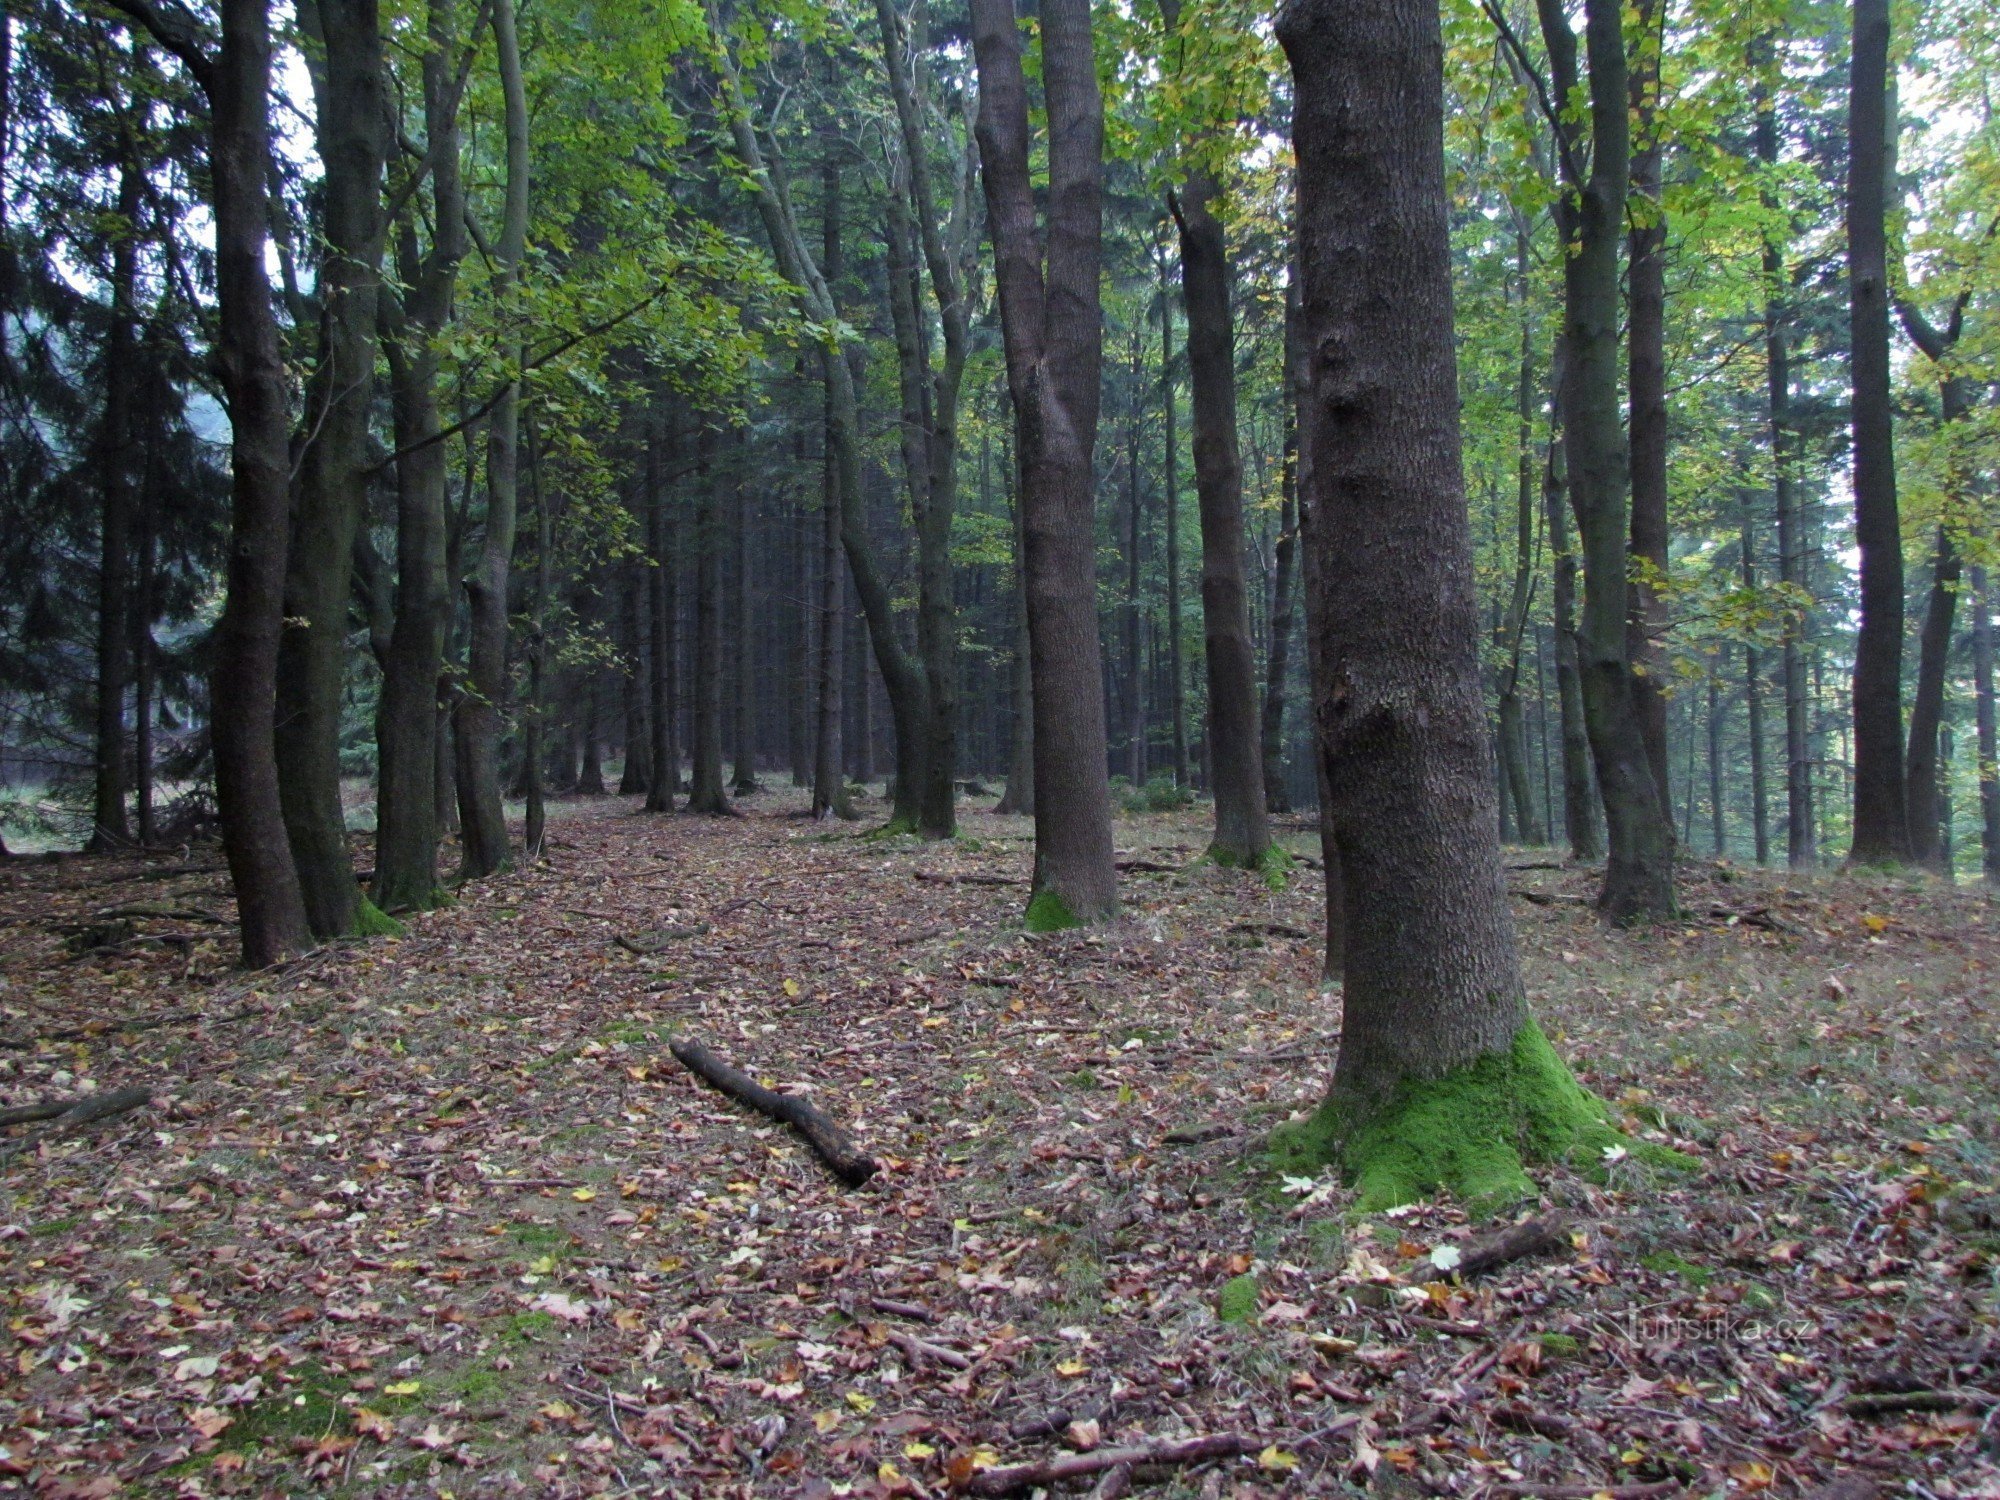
(454, 0, 530, 879)
(1537, 0, 1674, 921)
(1278, 0, 1609, 1210)
(1972, 564, 2000, 884)
(972, 0, 1119, 928)
(198, 0, 313, 962)
(686, 426, 731, 814)
(1905, 526, 1960, 873)
(813, 381, 849, 819)
(272, 0, 386, 935)
(1845, 0, 1909, 866)
(1171, 176, 1271, 868)
(89, 160, 140, 854)
(995, 426, 1034, 815)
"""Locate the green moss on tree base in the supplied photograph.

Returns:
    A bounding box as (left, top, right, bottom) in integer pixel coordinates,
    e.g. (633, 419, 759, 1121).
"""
(1024, 887, 1082, 933)
(1269, 1020, 1688, 1214)
(1215, 1274, 1259, 1324)
(865, 816, 918, 840)
(349, 898, 405, 938)
(1257, 844, 1295, 891)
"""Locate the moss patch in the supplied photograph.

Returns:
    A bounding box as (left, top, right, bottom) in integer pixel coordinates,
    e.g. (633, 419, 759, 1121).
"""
(350, 897, 406, 938)
(1269, 1020, 1688, 1215)
(1024, 886, 1082, 933)
(1216, 1273, 1260, 1324)
(1257, 844, 1295, 892)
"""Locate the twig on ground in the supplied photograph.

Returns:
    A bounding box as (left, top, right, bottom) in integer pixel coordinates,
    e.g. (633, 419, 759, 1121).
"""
(966, 1433, 1262, 1496)
(667, 1036, 879, 1187)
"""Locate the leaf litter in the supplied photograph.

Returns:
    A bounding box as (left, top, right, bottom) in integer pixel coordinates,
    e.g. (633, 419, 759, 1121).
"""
(1, 795, 1996, 1497)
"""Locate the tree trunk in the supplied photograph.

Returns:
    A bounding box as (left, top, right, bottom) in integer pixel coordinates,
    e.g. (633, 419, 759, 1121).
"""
(1755, 56, 1814, 869)
(197, 0, 313, 961)
(454, 0, 530, 879)
(1537, 0, 1674, 921)
(132, 450, 158, 847)
(1159, 241, 1189, 791)
(995, 422, 1034, 815)
(813, 373, 849, 819)
(1278, 0, 1611, 1210)
(1261, 277, 1302, 814)
(686, 425, 731, 814)
(1625, 9, 1673, 835)
(1544, 342, 1601, 862)
(1495, 236, 1545, 845)
(1707, 671, 1725, 856)
(1845, 0, 1909, 866)
(1906, 525, 1959, 873)
(645, 405, 679, 812)
(971, 0, 1120, 928)
(272, 0, 387, 935)
(619, 561, 651, 793)
(1740, 493, 1771, 863)
(89, 159, 140, 854)
(1171, 175, 1271, 868)
(371, 0, 465, 914)
(1123, 330, 1147, 786)
(522, 414, 549, 857)
(732, 435, 758, 793)
(1972, 564, 2000, 884)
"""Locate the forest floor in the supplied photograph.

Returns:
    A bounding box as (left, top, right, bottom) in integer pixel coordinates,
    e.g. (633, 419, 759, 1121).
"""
(1, 788, 1997, 1499)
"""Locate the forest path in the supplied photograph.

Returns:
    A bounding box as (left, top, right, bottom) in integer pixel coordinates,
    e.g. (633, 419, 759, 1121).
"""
(0, 793, 1994, 1496)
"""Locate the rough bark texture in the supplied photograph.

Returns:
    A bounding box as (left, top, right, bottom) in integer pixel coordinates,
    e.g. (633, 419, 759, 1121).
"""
(1277, 0, 1623, 1210)
(972, 0, 1119, 928)
(1171, 176, 1271, 869)
(454, 0, 531, 880)
(1537, 0, 1674, 920)
(274, 0, 388, 936)
(1845, 0, 1909, 867)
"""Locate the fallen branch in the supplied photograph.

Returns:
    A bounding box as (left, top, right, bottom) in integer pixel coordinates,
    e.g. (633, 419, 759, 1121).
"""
(966, 1433, 1260, 1496)
(666, 1037, 878, 1187)
(1453, 1216, 1569, 1279)
(1114, 859, 1180, 874)
(1842, 1388, 1996, 1418)
(2, 1085, 153, 1156)
(887, 1328, 971, 1370)
(1512, 890, 1589, 907)
(1162, 1122, 1238, 1146)
(1226, 921, 1311, 940)
(88, 904, 230, 925)
(867, 1296, 936, 1322)
(914, 871, 1023, 887)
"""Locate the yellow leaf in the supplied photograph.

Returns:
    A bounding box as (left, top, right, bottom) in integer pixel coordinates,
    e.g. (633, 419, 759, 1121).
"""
(1258, 1446, 1300, 1472)
(845, 1390, 876, 1413)
(540, 1400, 577, 1420)
(571, 1187, 597, 1202)
(903, 1440, 937, 1460)
(1863, 913, 1888, 932)
(784, 978, 802, 997)
(812, 1409, 842, 1434)
(384, 1380, 422, 1397)
(878, 1461, 904, 1484)
(1055, 1357, 1088, 1378)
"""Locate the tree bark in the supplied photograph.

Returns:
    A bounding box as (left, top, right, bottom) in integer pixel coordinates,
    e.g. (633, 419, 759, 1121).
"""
(372, 0, 466, 914)
(522, 413, 549, 857)
(455, 0, 531, 879)
(1906, 525, 1959, 873)
(619, 562, 652, 793)
(1159, 240, 1189, 790)
(1741, 494, 1771, 863)
(1281, 0, 1587, 1205)
(1754, 54, 1814, 869)
(1845, 0, 1909, 866)
(1495, 234, 1545, 845)
(971, 0, 1120, 927)
(685, 425, 731, 814)
(732, 433, 758, 793)
(645, 404, 679, 812)
(89, 159, 141, 854)
(1536, 0, 1674, 920)
(1972, 565, 2000, 884)
(1544, 342, 1601, 862)
(1261, 276, 1301, 814)
(1170, 174, 1271, 868)
(994, 421, 1034, 815)
(1625, 5, 1673, 836)
(272, 0, 387, 934)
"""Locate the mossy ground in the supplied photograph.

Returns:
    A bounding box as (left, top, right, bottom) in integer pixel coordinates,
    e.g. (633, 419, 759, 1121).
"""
(1269, 1019, 1690, 1214)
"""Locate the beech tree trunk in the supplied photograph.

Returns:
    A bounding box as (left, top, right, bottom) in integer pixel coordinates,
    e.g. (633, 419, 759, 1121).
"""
(273, 0, 386, 935)
(994, 425, 1034, 815)
(455, 0, 531, 879)
(1537, 0, 1674, 920)
(1495, 238, 1545, 846)
(1280, 0, 1527, 1102)
(1171, 175, 1271, 868)
(373, 0, 465, 914)
(109, 0, 313, 962)
(1845, 0, 1909, 866)
(971, 0, 1119, 927)
(1973, 564, 2000, 883)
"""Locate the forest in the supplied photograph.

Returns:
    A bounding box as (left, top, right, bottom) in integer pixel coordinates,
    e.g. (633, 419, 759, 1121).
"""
(0, 0, 1997, 1490)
